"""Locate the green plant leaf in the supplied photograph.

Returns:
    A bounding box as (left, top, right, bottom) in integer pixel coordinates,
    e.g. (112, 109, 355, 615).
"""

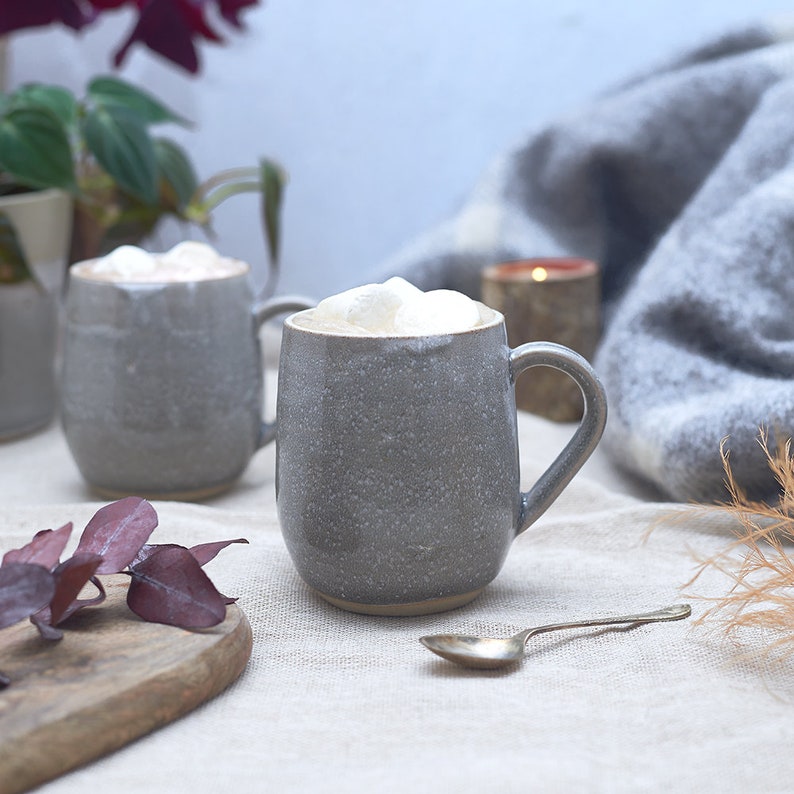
(193, 175, 258, 209)
(0, 107, 76, 191)
(88, 76, 190, 127)
(83, 106, 159, 204)
(260, 158, 286, 265)
(0, 212, 35, 285)
(12, 84, 78, 130)
(154, 138, 198, 210)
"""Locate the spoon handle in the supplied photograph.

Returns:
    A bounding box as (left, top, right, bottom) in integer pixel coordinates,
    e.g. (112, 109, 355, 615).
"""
(518, 603, 691, 644)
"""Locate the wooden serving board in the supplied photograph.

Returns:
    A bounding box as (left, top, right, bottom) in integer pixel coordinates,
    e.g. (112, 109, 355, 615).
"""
(0, 575, 252, 794)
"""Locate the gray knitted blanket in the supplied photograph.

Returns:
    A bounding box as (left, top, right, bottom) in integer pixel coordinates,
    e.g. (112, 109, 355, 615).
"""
(377, 21, 794, 503)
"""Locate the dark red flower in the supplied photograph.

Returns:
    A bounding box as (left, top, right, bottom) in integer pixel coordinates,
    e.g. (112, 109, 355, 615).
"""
(113, 0, 222, 74)
(0, 0, 95, 35)
(87, 1, 132, 8)
(216, 0, 258, 27)
(0, 0, 260, 75)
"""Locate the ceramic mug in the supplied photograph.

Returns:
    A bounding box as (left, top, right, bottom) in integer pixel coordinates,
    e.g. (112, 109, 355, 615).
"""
(61, 264, 311, 499)
(276, 304, 608, 615)
(0, 189, 72, 439)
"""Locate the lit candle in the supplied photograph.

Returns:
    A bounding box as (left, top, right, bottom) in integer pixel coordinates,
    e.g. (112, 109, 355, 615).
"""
(481, 258, 601, 421)
(531, 267, 548, 281)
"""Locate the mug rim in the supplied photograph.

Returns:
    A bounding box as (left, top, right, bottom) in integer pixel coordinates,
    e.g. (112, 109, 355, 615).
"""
(285, 301, 504, 339)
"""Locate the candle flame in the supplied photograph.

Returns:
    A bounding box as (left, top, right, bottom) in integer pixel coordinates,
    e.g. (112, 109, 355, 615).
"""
(531, 266, 548, 282)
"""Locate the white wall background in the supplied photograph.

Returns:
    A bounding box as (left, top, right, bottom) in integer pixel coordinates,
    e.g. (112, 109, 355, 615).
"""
(5, 1, 790, 299)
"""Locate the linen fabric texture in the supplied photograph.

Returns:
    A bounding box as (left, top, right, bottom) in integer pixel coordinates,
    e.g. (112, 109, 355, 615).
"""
(377, 21, 794, 503)
(3, 412, 794, 794)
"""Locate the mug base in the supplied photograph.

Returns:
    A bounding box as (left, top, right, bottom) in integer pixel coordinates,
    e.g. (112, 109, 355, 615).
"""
(87, 479, 236, 503)
(314, 587, 485, 616)
(0, 413, 53, 442)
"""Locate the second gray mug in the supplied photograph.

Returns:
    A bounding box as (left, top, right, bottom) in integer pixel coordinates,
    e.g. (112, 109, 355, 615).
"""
(61, 265, 311, 499)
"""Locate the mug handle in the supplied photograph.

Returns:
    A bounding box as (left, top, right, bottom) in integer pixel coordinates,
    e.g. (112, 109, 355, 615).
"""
(510, 341, 608, 535)
(253, 295, 315, 449)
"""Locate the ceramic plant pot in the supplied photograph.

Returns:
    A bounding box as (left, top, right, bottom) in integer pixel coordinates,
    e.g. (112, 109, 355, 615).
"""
(0, 189, 72, 439)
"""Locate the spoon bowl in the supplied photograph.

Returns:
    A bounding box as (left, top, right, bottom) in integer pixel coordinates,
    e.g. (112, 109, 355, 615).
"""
(420, 603, 691, 670)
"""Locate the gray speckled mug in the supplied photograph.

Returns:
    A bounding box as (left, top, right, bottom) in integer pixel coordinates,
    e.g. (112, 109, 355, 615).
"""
(61, 264, 311, 500)
(276, 305, 608, 615)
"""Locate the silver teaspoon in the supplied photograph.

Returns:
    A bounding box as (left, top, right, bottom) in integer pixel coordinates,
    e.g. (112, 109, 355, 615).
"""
(419, 603, 691, 670)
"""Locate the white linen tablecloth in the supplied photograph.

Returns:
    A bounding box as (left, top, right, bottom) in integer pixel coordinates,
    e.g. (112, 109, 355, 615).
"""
(1, 370, 792, 793)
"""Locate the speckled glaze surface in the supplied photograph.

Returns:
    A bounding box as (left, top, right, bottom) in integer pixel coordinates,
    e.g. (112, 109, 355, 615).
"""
(276, 308, 607, 615)
(61, 269, 307, 498)
(0, 283, 57, 439)
(0, 189, 71, 440)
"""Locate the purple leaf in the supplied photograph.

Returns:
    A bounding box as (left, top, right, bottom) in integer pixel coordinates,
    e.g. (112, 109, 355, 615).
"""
(127, 546, 227, 629)
(75, 497, 158, 574)
(189, 538, 248, 567)
(131, 542, 182, 568)
(134, 540, 244, 606)
(133, 538, 248, 568)
(2, 523, 73, 570)
(0, 563, 56, 630)
(31, 572, 106, 640)
(48, 554, 104, 625)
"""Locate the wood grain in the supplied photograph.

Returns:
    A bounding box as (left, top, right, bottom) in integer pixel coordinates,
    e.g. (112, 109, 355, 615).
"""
(0, 575, 252, 794)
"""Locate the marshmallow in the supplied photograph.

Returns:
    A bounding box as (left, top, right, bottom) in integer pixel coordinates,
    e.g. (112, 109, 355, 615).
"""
(393, 289, 482, 335)
(160, 241, 222, 271)
(313, 277, 422, 334)
(90, 245, 158, 279)
(310, 279, 482, 336)
(382, 276, 423, 302)
(77, 241, 247, 283)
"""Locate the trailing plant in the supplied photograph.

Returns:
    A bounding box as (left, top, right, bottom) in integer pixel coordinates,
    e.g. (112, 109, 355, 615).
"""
(0, 75, 284, 292)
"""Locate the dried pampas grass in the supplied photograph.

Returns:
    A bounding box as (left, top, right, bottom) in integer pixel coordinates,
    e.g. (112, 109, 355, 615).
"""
(687, 430, 794, 656)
